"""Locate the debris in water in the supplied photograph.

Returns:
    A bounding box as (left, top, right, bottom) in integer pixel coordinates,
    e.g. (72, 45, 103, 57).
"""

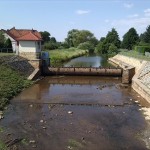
(42, 126, 47, 129)
(0, 115, 4, 119)
(0, 111, 3, 115)
(81, 137, 85, 140)
(29, 104, 33, 108)
(67, 146, 73, 149)
(68, 111, 73, 115)
(40, 120, 44, 123)
(29, 140, 36, 144)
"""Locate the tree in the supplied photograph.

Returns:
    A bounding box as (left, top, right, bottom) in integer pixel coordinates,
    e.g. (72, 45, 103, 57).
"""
(65, 29, 79, 47)
(77, 41, 95, 53)
(105, 28, 121, 48)
(4, 38, 12, 48)
(121, 28, 139, 50)
(0, 31, 5, 48)
(40, 31, 51, 44)
(95, 29, 120, 54)
(50, 37, 57, 43)
(65, 29, 97, 48)
(144, 25, 150, 43)
(108, 43, 118, 54)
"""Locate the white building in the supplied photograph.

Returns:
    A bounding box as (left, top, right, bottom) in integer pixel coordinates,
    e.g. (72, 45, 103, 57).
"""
(2, 27, 42, 60)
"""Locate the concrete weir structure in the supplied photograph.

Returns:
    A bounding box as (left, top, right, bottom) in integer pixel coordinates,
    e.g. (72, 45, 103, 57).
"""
(43, 67, 122, 77)
(109, 54, 150, 103)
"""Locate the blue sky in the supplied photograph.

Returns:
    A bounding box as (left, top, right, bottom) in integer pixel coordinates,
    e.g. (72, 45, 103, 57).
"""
(0, 0, 150, 41)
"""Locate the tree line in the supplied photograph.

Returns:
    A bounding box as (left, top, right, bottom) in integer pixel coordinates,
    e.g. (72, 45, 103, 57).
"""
(41, 25, 150, 54)
(0, 25, 150, 54)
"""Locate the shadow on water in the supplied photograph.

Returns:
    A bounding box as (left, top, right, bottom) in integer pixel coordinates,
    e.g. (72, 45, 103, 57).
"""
(0, 76, 149, 150)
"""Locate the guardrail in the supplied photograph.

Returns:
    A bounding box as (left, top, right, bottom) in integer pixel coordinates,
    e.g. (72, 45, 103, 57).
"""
(0, 48, 13, 53)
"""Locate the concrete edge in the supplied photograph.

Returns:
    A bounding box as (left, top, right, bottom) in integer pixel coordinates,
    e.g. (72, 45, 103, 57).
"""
(132, 79, 150, 103)
(28, 68, 41, 80)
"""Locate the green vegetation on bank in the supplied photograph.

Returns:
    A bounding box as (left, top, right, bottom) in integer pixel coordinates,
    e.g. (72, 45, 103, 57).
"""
(119, 50, 150, 61)
(47, 48, 88, 66)
(0, 65, 32, 109)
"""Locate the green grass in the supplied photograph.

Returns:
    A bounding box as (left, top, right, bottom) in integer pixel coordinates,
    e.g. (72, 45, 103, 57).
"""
(67, 139, 84, 150)
(0, 53, 14, 56)
(0, 141, 7, 150)
(119, 50, 150, 61)
(45, 48, 88, 66)
(0, 65, 32, 110)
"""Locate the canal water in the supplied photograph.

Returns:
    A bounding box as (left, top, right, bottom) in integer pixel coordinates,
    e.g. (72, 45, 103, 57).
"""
(63, 54, 111, 67)
(0, 55, 150, 150)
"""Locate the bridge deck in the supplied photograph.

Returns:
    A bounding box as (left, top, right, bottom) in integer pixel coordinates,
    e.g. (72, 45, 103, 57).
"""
(44, 67, 122, 76)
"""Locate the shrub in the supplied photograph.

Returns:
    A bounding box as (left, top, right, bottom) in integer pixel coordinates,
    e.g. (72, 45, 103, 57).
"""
(77, 42, 94, 53)
(134, 46, 150, 54)
(108, 43, 118, 54)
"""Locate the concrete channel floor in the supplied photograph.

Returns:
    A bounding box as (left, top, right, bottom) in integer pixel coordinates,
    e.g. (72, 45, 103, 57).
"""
(0, 76, 150, 150)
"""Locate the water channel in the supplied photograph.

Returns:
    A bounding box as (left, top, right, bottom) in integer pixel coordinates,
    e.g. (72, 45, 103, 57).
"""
(0, 54, 150, 150)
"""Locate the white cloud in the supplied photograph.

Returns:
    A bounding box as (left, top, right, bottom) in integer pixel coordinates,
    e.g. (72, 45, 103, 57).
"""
(144, 8, 150, 16)
(124, 3, 134, 9)
(128, 14, 139, 18)
(111, 17, 150, 27)
(76, 10, 90, 15)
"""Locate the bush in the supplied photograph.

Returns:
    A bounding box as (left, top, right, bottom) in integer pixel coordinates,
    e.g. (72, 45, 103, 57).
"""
(135, 46, 150, 54)
(44, 42, 59, 50)
(77, 42, 94, 53)
(108, 44, 118, 54)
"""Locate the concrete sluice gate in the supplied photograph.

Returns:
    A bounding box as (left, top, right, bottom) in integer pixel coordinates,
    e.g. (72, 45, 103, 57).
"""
(44, 67, 122, 77)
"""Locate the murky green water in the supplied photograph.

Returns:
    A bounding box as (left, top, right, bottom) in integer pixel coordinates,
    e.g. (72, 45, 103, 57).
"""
(63, 54, 111, 67)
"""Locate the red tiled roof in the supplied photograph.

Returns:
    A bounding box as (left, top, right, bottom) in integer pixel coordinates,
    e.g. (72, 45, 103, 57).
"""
(16, 32, 42, 41)
(5, 27, 42, 41)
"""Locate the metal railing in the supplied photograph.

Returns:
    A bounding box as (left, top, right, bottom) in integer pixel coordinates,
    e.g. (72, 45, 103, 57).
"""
(0, 48, 14, 53)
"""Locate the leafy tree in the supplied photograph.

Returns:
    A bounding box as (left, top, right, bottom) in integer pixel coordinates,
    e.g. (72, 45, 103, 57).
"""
(105, 28, 121, 48)
(108, 43, 118, 54)
(65, 29, 79, 47)
(121, 28, 139, 50)
(143, 25, 150, 43)
(95, 40, 107, 54)
(65, 29, 97, 48)
(99, 37, 105, 42)
(44, 41, 58, 50)
(4, 38, 12, 48)
(0, 31, 5, 48)
(77, 41, 95, 53)
(95, 29, 120, 54)
(40, 31, 51, 44)
(50, 37, 57, 43)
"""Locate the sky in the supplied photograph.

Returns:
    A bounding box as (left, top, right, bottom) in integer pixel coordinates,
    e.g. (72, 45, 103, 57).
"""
(0, 0, 150, 41)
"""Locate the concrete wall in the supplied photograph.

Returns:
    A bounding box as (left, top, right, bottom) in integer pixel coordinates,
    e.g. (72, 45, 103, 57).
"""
(18, 41, 41, 60)
(109, 54, 150, 103)
(19, 41, 36, 52)
(112, 54, 146, 73)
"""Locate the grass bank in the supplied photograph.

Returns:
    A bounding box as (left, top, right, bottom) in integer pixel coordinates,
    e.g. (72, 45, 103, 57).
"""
(0, 53, 14, 56)
(0, 65, 32, 110)
(46, 48, 88, 66)
(119, 50, 150, 61)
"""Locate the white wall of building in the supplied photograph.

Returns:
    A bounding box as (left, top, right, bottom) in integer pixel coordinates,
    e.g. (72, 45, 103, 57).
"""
(19, 41, 36, 52)
(19, 41, 41, 53)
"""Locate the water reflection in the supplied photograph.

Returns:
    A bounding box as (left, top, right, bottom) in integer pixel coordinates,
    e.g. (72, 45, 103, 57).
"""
(64, 54, 111, 67)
